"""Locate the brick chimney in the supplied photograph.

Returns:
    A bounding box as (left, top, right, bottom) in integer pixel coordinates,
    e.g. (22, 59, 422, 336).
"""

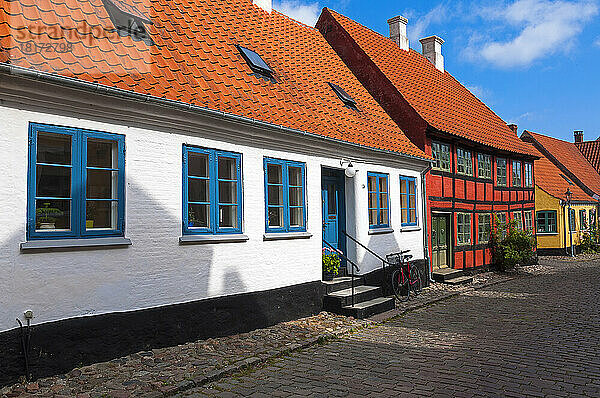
(388, 16, 409, 51)
(508, 124, 518, 135)
(253, 0, 271, 12)
(574, 130, 584, 143)
(420, 36, 444, 72)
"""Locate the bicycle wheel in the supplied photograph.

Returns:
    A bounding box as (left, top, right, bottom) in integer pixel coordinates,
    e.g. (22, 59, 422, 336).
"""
(409, 266, 422, 296)
(392, 268, 410, 302)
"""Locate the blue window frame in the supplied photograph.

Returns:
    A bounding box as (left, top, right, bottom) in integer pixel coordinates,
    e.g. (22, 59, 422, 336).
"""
(264, 158, 306, 233)
(399, 176, 417, 226)
(182, 146, 242, 235)
(27, 123, 125, 240)
(368, 172, 390, 229)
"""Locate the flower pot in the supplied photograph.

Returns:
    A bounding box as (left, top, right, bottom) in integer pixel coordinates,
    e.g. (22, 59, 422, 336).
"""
(323, 269, 338, 281)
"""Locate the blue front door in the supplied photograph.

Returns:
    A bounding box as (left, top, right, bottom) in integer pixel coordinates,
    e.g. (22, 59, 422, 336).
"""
(322, 180, 339, 249)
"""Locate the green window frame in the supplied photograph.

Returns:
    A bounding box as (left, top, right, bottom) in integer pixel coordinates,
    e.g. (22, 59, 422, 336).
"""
(457, 148, 473, 176)
(497, 158, 507, 186)
(432, 141, 451, 172)
(478, 213, 491, 243)
(512, 160, 522, 187)
(536, 211, 557, 233)
(457, 213, 471, 245)
(477, 153, 491, 179)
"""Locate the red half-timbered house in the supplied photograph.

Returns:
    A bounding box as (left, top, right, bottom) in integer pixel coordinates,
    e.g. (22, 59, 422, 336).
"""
(317, 9, 539, 272)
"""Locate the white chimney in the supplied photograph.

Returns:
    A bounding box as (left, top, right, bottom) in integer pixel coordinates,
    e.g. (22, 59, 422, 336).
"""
(420, 36, 445, 72)
(253, 0, 271, 12)
(387, 16, 409, 51)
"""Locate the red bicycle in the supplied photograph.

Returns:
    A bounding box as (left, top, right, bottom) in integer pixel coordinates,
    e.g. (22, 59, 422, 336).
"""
(388, 250, 422, 302)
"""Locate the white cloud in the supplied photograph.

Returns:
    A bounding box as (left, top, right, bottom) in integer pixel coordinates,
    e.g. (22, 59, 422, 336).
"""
(406, 4, 449, 44)
(467, 0, 598, 68)
(274, 1, 321, 27)
(466, 85, 493, 104)
(508, 112, 535, 124)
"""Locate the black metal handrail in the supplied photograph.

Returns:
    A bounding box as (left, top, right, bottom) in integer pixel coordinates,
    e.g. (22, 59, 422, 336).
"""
(323, 239, 360, 307)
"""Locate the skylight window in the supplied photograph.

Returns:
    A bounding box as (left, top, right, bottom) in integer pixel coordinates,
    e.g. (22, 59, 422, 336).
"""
(237, 46, 274, 77)
(329, 83, 357, 108)
(102, 0, 153, 44)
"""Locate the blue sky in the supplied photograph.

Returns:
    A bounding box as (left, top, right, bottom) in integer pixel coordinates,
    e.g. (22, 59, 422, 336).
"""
(274, 0, 600, 143)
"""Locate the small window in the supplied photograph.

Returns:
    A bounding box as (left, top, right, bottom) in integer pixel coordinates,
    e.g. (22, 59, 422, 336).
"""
(265, 158, 306, 233)
(183, 146, 242, 235)
(497, 158, 507, 186)
(477, 153, 491, 179)
(457, 148, 473, 176)
(524, 210, 533, 232)
(237, 46, 274, 77)
(580, 209, 588, 230)
(512, 211, 523, 230)
(432, 141, 451, 172)
(102, 0, 153, 43)
(399, 176, 417, 226)
(512, 160, 522, 187)
(524, 163, 533, 187)
(590, 209, 596, 229)
(457, 213, 471, 245)
(569, 208, 576, 231)
(496, 212, 508, 238)
(27, 123, 125, 240)
(368, 172, 389, 229)
(478, 213, 491, 244)
(537, 211, 557, 233)
(329, 83, 357, 108)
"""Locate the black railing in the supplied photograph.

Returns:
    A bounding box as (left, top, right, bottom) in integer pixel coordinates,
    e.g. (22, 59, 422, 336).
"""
(342, 230, 395, 291)
(323, 239, 360, 307)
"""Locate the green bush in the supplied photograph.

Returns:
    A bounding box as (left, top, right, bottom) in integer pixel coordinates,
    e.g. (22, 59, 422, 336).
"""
(322, 248, 341, 275)
(490, 215, 536, 272)
(581, 224, 600, 254)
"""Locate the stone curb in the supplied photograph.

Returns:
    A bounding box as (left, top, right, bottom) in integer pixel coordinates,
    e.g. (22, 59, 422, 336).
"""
(161, 272, 526, 397)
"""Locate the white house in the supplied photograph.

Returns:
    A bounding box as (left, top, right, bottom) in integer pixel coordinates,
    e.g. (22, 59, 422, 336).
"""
(0, 0, 431, 384)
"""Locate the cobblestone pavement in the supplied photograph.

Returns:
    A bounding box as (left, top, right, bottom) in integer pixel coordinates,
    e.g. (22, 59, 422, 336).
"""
(180, 258, 600, 397)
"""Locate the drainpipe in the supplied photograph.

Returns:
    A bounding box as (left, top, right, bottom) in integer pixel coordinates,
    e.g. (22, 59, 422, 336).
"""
(562, 201, 568, 256)
(420, 165, 434, 283)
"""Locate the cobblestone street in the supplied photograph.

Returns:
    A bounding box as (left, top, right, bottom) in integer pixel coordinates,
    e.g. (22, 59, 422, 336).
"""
(181, 258, 600, 397)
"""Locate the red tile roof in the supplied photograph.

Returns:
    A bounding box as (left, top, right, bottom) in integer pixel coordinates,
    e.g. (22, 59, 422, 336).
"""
(576, 140, 600, 174)
(0, 0, 429, 159)
(530, 145, 592, 202)
(523, 131, 600, 197)
(318, 8, 537, 157)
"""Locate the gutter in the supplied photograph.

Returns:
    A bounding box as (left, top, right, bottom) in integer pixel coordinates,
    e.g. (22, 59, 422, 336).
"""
(0, 63, 433, 165)
(420, 165, 434, 284)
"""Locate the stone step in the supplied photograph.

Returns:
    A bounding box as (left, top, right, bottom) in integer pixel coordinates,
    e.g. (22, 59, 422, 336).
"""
(340, 297, 395, 319)
(432, 268, 466, 282)
(323, 285, 383, 310)
(443, 275, 474, 285)
(322, 277, 363, 294)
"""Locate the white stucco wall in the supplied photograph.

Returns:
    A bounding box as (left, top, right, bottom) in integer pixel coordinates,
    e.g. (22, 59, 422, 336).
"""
(0, 104, 427, 332)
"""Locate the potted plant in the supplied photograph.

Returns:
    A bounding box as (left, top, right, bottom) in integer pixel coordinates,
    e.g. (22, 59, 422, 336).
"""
(322, 248, 341, 281)
(36, 202, 63, 230)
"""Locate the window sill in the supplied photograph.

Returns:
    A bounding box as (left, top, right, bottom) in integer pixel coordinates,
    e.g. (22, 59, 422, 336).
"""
(179, 234, 249, 245)
(401, 226, 421, 232)
(263, 232, 312, 241)
(20, 237, 132, 252)
(537, 232, 558, 236)
(368, 227, 394, 235)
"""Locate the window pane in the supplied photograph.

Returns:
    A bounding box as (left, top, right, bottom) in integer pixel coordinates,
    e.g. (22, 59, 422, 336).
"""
(290, 207, 304, 227)
(400, 193, 407, 210)
(367, 176, 376, 191)
(379, 177, 388, 193)
(409, 195, 416, 210)
(268, 185, 283, 206)
(36, 165, 71, 198)
(87, 138, 117, 168)
(369, 209, 377, 225)
(35, 199, 71, 231)
(400, 209, 407, 223)
(288, 166, 302, 186)
(379, 193, 388, 208)
(37, 132, 71, 165)
(86, 200, 117, 230)
(188, 204, 209, 228)
(368, 192, 377, 209)
(400, 179, 407, 194)
(219, 181, 237, 204)
(380, 209, 389, 225)
(268, 207, 284, 227)
(87, 169, 118, 199)
(219, 205, 238, 228)
(267, 164, 282, 184)
(408, 181, 415, 195)
(218, 157, 236, 180)
(189, 179, 209, 202)
(289, 186, 303, 207)
(189, 153, 209, 178)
